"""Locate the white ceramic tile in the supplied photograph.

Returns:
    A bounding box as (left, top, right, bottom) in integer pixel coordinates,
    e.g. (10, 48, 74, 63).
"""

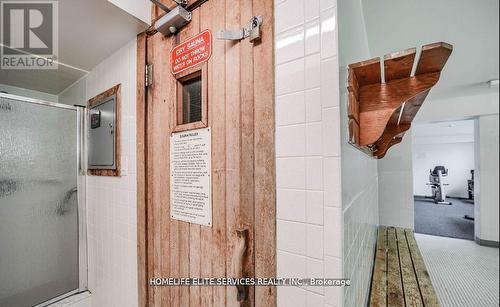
(307, 292, 325, 307)
(306, 225, 324, 259)
(324, 256, 342, 306)
(277, 189, 307, 223)
(83, 38, 138, 307)
(278, 220, 307, 255)
(320, 57, 339, 108)
(320, 0, 336, 12)
(305, 19, 321, 56)
(307, 257, 325, 294)
(305, 53, 321, 89)
(320, 8, 337, 59)
(324, 207, 342, 257)
(305, 88, 322, 123)
(277, 91, 306, 126)
(323, 157, 341, 207)
(275, 2, 341, 306)
(306, 191, 324, 225)
(276, 157, 306, 189)
(306, 122, 324, 156)
(306, 157, 324, 190)
(276, 26, 305, 65)
(278, 251, 307, 278)
(305, 0, 320, 22)
(276, 58, 305, 95)
(277, 125, 306, 157)
(278, 286, 307, 307)
(323, 107, 341, 157)
(275, 0, 305, 34)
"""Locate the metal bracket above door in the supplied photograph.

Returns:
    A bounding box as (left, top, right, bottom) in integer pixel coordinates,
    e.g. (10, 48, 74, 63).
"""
(216, 16, 263, 42)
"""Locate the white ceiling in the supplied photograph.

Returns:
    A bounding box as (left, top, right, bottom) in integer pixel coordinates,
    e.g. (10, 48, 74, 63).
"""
(412, 119, 475, 145)
(362, 0, 499, 100)
(0, 0, 149, 95)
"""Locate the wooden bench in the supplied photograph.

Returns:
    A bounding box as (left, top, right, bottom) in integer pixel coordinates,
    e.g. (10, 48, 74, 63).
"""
(369, 226, 440, 307)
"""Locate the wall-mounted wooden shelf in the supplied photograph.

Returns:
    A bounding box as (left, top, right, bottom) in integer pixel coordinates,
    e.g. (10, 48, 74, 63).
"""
(347, 42, 453, 159)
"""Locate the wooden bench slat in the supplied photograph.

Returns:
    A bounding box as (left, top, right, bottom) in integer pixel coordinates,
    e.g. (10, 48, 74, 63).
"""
(387, 227, 405, 307)
(405, 229, 441, 307)
(396, 228, 424, 307)
(370, 226, 388, 307)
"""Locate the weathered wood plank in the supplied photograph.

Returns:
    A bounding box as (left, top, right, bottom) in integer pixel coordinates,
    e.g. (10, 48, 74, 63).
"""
(211, 0, 228, 306)
(225, 0, 242, 305)
(349, 57, 382, 87)
(253, 0, 277, 304)
(199, 2, 214, 306)
(415, 42, 453, 76)
(406, 229, 441, 307)
(387, 227, 405, 307)
(136, 32, 148, 307)
(396, 228, 424, 307)
(370, 226, 387, 307)
(384, 48, 416, 82)
(240, 0, 256, 305)
(358, 72, 440, 146)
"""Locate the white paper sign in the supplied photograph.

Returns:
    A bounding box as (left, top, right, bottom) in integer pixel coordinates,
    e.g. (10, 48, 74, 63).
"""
(170, 128, 212, 226)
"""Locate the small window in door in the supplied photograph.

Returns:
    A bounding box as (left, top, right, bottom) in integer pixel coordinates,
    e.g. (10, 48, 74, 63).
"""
(180, 72, 202, 124)
(175, 67, 208, 132)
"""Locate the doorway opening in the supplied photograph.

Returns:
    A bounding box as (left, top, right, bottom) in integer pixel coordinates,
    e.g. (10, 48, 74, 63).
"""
(412, 119, 475, 240)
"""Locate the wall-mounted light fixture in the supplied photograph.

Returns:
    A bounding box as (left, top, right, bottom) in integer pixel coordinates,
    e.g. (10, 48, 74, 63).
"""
(150, 0, 192, 36)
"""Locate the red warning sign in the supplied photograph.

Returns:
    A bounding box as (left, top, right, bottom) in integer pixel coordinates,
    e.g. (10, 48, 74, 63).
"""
(171, 29, 212, 75)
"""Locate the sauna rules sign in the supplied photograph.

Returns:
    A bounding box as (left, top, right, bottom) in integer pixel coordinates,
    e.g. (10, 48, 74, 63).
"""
(170, 128, 212, 227)
(171, 29, 212, 75)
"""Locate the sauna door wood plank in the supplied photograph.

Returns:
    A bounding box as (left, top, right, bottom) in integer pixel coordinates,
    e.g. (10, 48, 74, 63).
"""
(138, 1, 276, 306)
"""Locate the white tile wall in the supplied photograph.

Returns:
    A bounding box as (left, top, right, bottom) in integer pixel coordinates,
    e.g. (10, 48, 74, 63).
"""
(275, 0, 343, 306)
(85, 38, 138, 307)
(337, 0, 380, 305)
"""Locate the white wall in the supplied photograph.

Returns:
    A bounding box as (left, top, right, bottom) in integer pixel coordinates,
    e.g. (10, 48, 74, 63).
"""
(379, 89, 499, 230)
(107, 0, 151, 25)
(412, 142, 475, 198)
(0, 84, 59, 103)
(338, 0, 379, 306)
(274, 0, 343, 306)
(83, 38, 138, 307)
(474, 115, 499, 243)
(378, 135, 414, 229)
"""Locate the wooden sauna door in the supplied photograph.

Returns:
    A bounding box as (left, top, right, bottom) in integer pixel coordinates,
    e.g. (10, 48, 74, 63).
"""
(137, 1, 275, 306)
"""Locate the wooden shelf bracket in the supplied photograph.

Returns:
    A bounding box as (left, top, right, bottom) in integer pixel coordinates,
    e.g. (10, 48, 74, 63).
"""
(347, 42, 453, 159)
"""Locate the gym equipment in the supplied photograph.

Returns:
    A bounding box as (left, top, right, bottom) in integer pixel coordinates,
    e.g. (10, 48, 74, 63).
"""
(465, 170, 475, 220)
(427, 166, 452, 205)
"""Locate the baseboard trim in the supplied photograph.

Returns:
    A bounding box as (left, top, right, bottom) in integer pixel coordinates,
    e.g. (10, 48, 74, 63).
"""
(475, 237, 499, 248)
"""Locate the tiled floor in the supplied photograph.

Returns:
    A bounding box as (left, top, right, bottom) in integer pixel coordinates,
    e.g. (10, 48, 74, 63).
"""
(48, 291, 91, 307)
(416, 234, 499, 307)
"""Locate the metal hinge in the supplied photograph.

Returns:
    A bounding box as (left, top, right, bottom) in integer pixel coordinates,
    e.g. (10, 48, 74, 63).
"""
(145, 64, 153, 87)
(216, 16, 263, 42)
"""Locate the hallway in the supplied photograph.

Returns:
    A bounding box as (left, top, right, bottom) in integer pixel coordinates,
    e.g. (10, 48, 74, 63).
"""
(416, 234, 499, 307)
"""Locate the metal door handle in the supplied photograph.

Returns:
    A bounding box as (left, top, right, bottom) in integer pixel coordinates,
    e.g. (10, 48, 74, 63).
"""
(233, 228, 249, 302)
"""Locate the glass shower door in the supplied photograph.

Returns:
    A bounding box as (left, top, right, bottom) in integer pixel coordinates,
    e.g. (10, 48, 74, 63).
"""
(0, 95, 82, 306)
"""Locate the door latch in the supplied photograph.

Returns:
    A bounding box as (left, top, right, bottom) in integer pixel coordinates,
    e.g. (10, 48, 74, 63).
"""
(217, 16, 263, 42)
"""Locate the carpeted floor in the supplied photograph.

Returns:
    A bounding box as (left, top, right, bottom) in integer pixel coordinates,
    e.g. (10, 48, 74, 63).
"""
(416, 234, 499, 307)
(414, 196, 475, 240)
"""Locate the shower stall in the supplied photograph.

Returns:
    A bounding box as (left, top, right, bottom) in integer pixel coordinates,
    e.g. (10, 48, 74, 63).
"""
(0, 93, 87, 306)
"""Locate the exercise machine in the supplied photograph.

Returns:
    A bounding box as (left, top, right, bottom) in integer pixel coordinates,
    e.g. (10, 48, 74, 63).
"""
(427, 166, 452, 205)
(465, 170, 475, 220)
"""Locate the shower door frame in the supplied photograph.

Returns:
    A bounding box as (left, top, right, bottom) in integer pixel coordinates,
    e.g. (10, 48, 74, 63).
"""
(0, 93, 88, 306)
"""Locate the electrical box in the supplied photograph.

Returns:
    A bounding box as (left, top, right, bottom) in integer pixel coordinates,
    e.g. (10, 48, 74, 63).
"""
(88, 95, 116, 170)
